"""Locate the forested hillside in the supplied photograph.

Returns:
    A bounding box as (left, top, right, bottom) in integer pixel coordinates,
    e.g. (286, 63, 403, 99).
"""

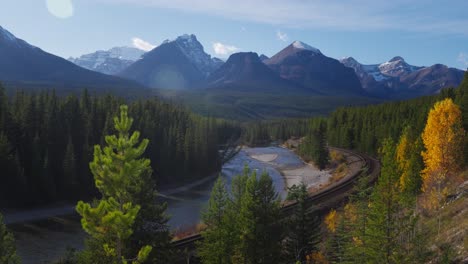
(243, 73, 466, 155)
(197, 72, 468, 263)
(0, 84, 240, 207)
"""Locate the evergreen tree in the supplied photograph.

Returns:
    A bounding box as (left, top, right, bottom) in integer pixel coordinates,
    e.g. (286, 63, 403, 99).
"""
(0, 213, 19, 264)
(299, 120, 329, 170)
(457, 71, 468, 162)
(197, 177, 232, 264)
(76, 105, 152, 264)
(0, 90, 234, 206)
(233, 169, 282, 264)
(63, 136, 77, 197)
(365, 138, 405, 263)
(284, 183, 321, 263)
(323, 210, 349, 263)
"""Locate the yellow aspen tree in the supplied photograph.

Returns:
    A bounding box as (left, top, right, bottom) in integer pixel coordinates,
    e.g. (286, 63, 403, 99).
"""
(396, 128, 424, 201)
(421, 98, 465, 211)
(396, 132, 411, 190)
(324, 209, 338, 233)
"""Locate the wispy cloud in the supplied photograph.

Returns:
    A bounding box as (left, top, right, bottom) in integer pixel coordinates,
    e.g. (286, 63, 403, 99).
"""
(132, 37, 156, 51)
(276, 30, 288, 42)
(100, 0, 468, 35)
(212, 42, 239, 57)
(457, 52, 468, 70)
(458, 52, 468, 67)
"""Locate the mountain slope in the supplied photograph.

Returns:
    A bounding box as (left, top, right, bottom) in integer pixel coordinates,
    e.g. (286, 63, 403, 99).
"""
(0, 26, 147, 95)
(341, 56, 465, 98)
(206, 52, 310, 94)
(68, 47, 144, 75)
(171, 34, 223, 76)
(119, 34, 222, 89)
(265, 41, 365, 96)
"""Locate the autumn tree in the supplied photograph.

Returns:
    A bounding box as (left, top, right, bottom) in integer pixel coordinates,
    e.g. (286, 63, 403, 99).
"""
(421, 98, 465, 212)
(396, 127, 423, 203)
(323, 209, 348, 263)
(76, 105, 152, 264)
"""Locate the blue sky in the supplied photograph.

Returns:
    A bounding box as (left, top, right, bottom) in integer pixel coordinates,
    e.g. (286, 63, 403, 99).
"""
(1, 0, 468, 69)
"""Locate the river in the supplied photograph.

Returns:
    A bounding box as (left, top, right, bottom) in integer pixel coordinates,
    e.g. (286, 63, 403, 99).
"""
(10, 146, 326, 263)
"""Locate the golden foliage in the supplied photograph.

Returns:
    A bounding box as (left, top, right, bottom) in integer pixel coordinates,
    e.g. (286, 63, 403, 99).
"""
(344, 203, 357, 223)
(396, 132, 411, 191)
(352, 236, 363, 246)
(324, 209, 338, 233)
(306, 251, 328, 264)
(421, 98, 465, 209)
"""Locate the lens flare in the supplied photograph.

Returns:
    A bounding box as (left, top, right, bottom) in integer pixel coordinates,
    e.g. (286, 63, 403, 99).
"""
(46, 0, 74, 19)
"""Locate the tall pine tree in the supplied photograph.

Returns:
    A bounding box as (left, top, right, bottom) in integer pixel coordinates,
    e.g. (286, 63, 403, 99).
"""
(76, 105, 152, 264)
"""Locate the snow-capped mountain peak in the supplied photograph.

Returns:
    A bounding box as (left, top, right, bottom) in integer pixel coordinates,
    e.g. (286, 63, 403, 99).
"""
(161, 34, 222, 76)
(292, 41, 321, 54)
(388, 56, 405, 62)
(340, 57, 360, 68)
(0, 25, 37, 50)
(162, 34, 196, 44)
(69, 46, 144, 75)
(107, 46, 145, 61)
(378, 56, 422, 77)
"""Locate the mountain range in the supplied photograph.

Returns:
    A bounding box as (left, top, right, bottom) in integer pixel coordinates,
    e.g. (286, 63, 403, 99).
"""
(0, 24, 466, 119)
(68, 46, 145, 75)
(0, 26, 147, 96)
(340, 56, 464, 98)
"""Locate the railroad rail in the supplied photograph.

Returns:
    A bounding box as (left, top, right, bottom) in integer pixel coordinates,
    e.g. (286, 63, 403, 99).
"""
(172, 147, 380, 250)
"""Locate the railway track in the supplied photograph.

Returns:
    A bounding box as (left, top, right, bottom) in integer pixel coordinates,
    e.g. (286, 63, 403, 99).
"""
(171, 147, 380, 249)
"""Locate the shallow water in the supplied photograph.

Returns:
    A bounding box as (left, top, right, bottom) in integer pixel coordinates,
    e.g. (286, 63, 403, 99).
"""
(13, 146, 300, 263)
(166, 146, 293, 228)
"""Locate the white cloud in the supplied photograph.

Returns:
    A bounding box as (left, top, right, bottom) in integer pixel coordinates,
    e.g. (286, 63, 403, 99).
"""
(276, 30, 288, 42)
(99, 0, 468, 35)
(132, 37, 156, 51)
(212, 42, 239, 56)
(458, 52, 468, 67)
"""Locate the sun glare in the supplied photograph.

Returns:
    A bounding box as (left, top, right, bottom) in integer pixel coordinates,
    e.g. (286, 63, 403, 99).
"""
(46, 0, 74, 19)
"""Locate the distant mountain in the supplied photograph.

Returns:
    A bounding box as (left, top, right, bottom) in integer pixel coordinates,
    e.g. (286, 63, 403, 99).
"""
(119, 34, 222, 89)
(68, 47, 145, 75)
(206, 52, 308, 94)
(341, 56, 465, 98)
(265, 41, 365, 96)
(0, 26, 147, 95)
(171, 34, 223, 76)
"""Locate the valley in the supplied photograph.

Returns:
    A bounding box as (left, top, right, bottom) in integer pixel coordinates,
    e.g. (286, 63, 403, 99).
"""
(7, 146, 355, 264)
(1, 3, 467, 262)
